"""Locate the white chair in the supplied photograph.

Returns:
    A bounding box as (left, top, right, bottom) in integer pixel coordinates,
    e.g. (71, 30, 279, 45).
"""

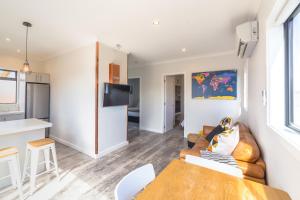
(114, 164, 155, 200)
(185, 155, 243, 178)
(0, 147, 23, 199)
(22, 138, 59, 195)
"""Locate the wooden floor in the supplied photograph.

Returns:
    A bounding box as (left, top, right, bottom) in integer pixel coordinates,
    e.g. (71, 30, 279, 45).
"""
(127, 122, 140, 142)
(0, 127, 186, 200)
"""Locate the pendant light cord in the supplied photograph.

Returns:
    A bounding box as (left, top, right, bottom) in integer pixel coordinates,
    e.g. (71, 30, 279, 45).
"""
(25, 26, 28, 62)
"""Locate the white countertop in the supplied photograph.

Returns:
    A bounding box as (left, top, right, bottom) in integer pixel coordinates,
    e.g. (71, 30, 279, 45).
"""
(0, 111, 25, 116)
(0, 118, 52, 136)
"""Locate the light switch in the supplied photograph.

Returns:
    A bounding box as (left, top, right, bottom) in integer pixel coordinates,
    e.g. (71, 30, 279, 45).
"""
(262, 89, 267, 106)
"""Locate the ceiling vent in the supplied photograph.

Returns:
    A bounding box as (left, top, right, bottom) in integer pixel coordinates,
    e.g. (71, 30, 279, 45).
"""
(236, 21, 258, 58)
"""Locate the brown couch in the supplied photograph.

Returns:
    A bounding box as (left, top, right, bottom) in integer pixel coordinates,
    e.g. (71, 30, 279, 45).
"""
(180, 122, 266, 184)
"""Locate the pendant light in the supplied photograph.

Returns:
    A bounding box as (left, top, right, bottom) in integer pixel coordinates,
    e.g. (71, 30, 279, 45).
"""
(21, 22, 32, 73)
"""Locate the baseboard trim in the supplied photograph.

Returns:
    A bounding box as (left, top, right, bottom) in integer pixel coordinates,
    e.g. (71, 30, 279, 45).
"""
(140, 127, 164, 134)
(49, 135, 96, 158)
(97, 141, 129, 158)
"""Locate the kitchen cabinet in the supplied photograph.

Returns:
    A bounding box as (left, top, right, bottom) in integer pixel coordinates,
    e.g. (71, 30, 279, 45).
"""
(109, 63, 120, 84)
(25, 72, 50, 83)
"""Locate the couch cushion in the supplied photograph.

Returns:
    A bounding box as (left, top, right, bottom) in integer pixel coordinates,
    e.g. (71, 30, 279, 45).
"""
(232, 130, 260, 163)
(219, 117, 233, 129)
(187, 133, 201, 143)
(236, 160, 265, 179)
(207, 125, 240, 155)
(255, 158, 266, 171)
(203, 126, 216, 136)
(205, 117, 233, 142)
(200, 150, 238, 167)
(205, 125, 225, 142)
(192, 137, 210, 150)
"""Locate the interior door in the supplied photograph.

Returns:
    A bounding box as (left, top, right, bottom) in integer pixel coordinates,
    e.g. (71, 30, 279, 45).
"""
(164, 76, 175, 132)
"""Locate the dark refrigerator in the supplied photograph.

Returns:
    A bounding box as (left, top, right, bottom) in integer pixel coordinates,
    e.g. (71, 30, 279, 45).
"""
(25, 82, 50, 137)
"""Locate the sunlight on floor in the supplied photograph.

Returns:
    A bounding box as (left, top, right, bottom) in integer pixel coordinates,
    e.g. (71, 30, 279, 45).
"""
(0, 168, 100, 200)
(1, 130, 185, 200)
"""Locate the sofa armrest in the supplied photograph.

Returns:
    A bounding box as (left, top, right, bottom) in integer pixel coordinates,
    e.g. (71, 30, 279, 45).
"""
(203, 125, 215, 136)
(179, 149, 201, 160)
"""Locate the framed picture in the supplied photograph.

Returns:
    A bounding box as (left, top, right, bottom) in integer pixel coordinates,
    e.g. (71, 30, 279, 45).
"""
(192, 70, 237, 100)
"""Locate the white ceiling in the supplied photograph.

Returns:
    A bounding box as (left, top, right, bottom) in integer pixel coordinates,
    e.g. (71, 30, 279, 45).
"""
(0, 0, 261, 67)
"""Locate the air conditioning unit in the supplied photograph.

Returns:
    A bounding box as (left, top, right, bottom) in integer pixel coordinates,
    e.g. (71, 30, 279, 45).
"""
(236, 21, 258, 58)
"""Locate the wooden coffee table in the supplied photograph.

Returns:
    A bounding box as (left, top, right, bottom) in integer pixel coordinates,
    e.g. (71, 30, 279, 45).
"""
(136, 159, 291, 200)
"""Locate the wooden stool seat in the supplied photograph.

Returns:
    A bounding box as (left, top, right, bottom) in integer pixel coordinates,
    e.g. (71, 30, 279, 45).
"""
(0, 147, 18, 159)
(28, 138, 55, 148)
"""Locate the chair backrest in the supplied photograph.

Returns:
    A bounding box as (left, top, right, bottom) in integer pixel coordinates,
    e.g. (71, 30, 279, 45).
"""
(185, 155, 243, 178)
(114, 163, 155, 200)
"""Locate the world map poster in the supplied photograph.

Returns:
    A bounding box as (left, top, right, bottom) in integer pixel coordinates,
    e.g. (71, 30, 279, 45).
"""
(192, 70, 237, 100)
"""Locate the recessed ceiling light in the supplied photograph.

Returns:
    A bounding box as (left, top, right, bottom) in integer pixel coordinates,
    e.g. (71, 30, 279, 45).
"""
(152, 20, 160, 25)
(17, 49, 21, 53)
(5, 38, 11, 42)
(181, 48, 187, 52)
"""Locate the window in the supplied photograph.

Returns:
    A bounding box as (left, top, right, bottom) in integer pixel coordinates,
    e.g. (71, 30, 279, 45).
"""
(0, 69, 17, 104)
(285, 5, 300, 131)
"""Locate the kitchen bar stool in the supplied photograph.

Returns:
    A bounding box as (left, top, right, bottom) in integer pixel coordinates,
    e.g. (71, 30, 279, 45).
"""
(0, 147, 23, 199)
(22, 138, 59, 194)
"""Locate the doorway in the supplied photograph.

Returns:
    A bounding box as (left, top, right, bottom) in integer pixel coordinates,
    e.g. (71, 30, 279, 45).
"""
(127, 77, 141, 141)
(164, 74, 184, 132)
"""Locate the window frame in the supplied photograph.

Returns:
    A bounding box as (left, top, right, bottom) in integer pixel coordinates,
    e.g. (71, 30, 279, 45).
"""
(0, 69, 18, 104)
(285, 4, 300, 132)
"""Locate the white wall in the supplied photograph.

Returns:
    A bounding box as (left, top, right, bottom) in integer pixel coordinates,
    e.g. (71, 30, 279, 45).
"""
(43, 44, 96, 157)
(41, 42, 128, 158)
(0, 54, 43, 72)
(247, 0, 300, 199)
(0, 54, 43, 112)
(129, 53, 245, 137)
(98, 43, 128, 156)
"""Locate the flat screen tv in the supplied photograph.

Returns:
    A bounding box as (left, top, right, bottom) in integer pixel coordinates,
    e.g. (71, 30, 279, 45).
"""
(103, 83, 130, 107)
